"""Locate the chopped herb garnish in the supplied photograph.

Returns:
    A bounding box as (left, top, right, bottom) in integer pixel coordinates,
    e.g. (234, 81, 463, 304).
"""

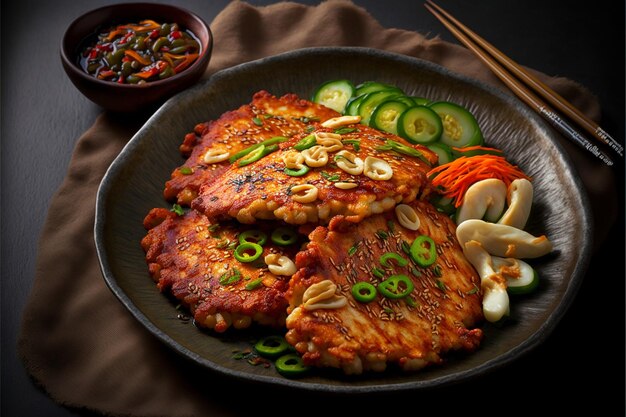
(375, 139, 431, 165)
(305, 125, 315, 133)
(263, 114, 274, 119)
(179, 166, 193, 175)
(342, 139, 361, 151)
(320, 171, 340, 182)
(383, 307, 394, 314)
(334, 127, 357, 135)
(432, 264, 443, 277)
(219, 269, 242, 286)
(294, 116, 320, 123)
(245, 278, 264, 291)
(410, 267, 421, 277)
(348, 244, 358, 256)
(405, 297, 418, 307)
(375, 229, 389, 240)
(372, 267, 386, 279)
(252, 117, 263, 126)
(401, 240, 411, 256)
(466, 287, 479, 295)
(435, 279, 447, 291)
(170, 204, 184, 216)
(387, 220, 395, 233)
(208, 224, 220, 233)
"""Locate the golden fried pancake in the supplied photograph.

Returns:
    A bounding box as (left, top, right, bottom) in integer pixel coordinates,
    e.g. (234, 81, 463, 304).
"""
(285, 200, 484, 374)
(191, 123, 437, 225)
(164, 90, 339, 205)
(141, 208, 303, 332)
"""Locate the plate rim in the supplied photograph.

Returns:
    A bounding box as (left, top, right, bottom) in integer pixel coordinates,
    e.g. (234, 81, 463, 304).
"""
(94, 46, 593, 393)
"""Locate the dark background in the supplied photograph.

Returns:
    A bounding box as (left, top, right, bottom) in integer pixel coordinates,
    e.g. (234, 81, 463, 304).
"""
(2, 1, 624, 416)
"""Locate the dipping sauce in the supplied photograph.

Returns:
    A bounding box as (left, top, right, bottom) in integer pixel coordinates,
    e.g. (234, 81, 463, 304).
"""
(79, 20, 201, 84)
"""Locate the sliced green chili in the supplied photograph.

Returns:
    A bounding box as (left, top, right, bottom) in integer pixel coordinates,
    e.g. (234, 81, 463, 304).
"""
(233, 242, 263, 263)
(377, 274, 414, 299)
(379, 252, 409, 268)
(244, 278, 264, 291)
(351, 282, 377, 303)
(219, 269, 242, 286)
(228, 136, 288, 163)
(271, 227, 298, 246)
(252, 117, 263, 126)
(238, 229, 268, 246)
(342, 139, 361, 151)
(254, 335, 291, 359)
(376, 139, 431, 165)
(275, 353, 309, 377)
(410, 235, 437, 267)
(293, 134, 316, 151)
(284, 165, 310, 177)
(237, 144, 279, 167)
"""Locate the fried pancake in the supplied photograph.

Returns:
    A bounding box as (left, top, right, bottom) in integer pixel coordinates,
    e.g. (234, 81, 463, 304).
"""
(285, 200, 484, 374)
(164, 90, 339, 205)
(191, 123, 438, 225)
(141, 208, 303, 332)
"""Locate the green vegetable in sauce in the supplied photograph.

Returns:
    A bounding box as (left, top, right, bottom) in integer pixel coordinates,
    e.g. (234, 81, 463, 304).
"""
(79, 19, 201, 84)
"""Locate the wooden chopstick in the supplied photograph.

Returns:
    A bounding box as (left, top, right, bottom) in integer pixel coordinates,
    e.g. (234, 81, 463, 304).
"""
(424, 0, 617, 166)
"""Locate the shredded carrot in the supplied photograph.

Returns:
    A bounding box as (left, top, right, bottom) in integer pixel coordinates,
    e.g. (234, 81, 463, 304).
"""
(124, 50, 152, 66)
(428, 154, 531, 207)
(451, 145, 502, 153)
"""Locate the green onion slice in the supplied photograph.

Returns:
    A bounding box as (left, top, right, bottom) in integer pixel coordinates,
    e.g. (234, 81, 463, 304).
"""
(233, 242, 263, 263)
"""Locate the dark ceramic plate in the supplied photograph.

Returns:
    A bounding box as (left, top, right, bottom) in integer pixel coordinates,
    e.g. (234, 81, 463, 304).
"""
(94, 47, 591, 392)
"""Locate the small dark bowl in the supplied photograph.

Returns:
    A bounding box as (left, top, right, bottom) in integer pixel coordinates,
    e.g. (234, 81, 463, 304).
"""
(61, 3, 212, 112)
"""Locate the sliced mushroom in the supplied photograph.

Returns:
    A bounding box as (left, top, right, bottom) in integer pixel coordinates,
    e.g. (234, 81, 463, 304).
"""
(498, 178, 533, 229)
(264, 254, 297, 276)
(462, 240, 509, 323)
(290, 184, 319, 203)
(395, 204, 420, 230)
(363, 156, 393, 181)
(456, 178, 507, 224)
(335, 150, 364, 175)
(456, 219, 552, 258)
(203, 147, 230, 164)
(315, 132, 343, 152)
(320, 115, 361, 129)
(302, 280, 347, 311)
(301, 145, 329, 167)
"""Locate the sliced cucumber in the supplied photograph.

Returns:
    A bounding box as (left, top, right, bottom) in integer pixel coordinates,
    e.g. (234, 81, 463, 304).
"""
(345, 94, 366, 116)
(492, 257, 539, 295)
(394, 96, 419, 107)
(355, 81, 402, 97)
(397, 105, 443, 144)
(426, 142, 454, 166)
(370, 100, 409, 135)
(357, 90, 402, 126)
(312, 79, 356, 113)
(428, 101, 484, 148)
(409, 96, 431, 106)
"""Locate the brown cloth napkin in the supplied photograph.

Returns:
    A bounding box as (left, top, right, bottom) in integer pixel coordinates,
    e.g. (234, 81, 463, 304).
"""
(19, 1, 617, 416)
